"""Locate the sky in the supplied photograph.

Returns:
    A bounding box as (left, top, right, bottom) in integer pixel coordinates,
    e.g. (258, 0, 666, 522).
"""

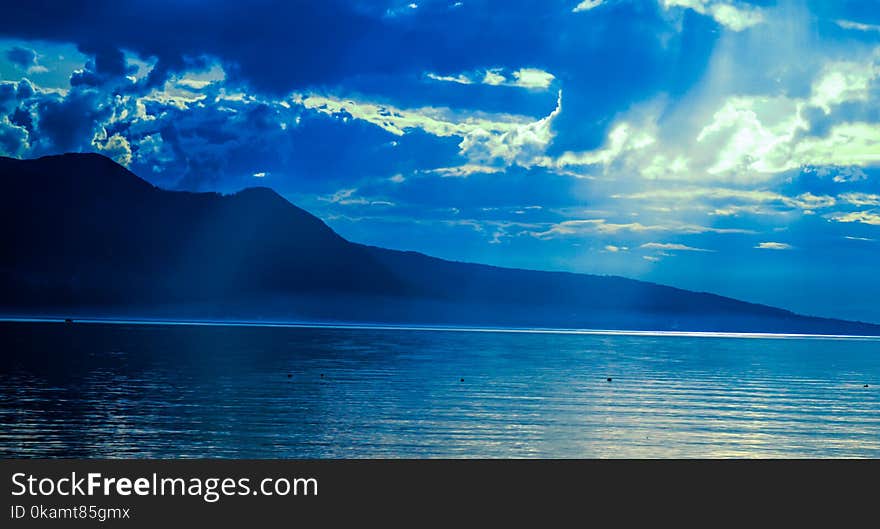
(0, 0, 879, 323)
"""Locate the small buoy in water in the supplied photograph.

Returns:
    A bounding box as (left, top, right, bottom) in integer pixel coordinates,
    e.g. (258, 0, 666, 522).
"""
(866, 384, 870, 388)
(287, 374, 292, 378)
(607, 377, 613, 382)
(64, 318, 74, 324)
(460, 378, 464, 382)
(320, 373, 324, 378)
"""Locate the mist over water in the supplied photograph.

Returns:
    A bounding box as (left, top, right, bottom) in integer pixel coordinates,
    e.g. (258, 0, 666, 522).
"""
(1, 322, 878, 458)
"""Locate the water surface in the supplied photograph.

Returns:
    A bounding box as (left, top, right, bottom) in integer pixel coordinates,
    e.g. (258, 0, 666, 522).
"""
(1, 321, 878, 458)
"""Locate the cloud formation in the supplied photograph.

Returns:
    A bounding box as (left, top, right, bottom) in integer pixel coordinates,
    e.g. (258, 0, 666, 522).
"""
(427, 67, 556, 90)
(755, 242, 793, 250)
(660, 0, 765, 31)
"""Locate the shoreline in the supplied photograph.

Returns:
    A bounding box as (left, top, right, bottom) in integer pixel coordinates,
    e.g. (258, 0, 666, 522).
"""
(2, 316, 879, 341)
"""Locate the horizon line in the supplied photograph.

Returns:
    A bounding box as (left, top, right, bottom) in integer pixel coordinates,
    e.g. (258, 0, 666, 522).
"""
(2, 316, 878, 341)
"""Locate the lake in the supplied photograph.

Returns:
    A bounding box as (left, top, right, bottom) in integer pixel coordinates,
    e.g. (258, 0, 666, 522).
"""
(1, 320, 878, 458)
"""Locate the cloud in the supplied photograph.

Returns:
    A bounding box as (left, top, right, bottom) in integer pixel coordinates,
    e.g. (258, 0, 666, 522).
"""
(293, 89, 563, 175)
(294, 92, 532, 138)
(640, 242, 712, 252)
(845, 236, 875, 242)
(839, 193, 880, 207)
(535, 34, 880, 187)
(755, 242, 792, 250)
(575, 0, 764, 32)
(92, 130, 132, 166)
(810, 56, 880, 114)
(808, 165, 868, 183)
(695, 95, 806, 176)
(426, 67, 555, 90)
(604, 244, 628, 252)
(530, 218, 751, 239)
(426, 165, 504, 178)
(31, 90, 110, 153)
(572, 0, 605, 12)
(543, 120, 657, 171)
(319, 188, 395, 207)
(459, 91, 562, 167)
(616, 187, 838, 214)
(660, 0, 765, 32)
(836, 20, 880, 33)
(0, 115, 29, 156)
(6, 46, 38, 69)
(511, 68, 556, 90)
(828, 211, 880, 226)
(70, 47, 137, 88)
(425, 72, 473, 85)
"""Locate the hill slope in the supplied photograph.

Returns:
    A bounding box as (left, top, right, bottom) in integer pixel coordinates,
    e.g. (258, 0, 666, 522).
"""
(1, 153, 877, 335)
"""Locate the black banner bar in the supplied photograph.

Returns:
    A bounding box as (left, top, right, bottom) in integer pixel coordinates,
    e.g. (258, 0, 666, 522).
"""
(3, 460, 878, 526)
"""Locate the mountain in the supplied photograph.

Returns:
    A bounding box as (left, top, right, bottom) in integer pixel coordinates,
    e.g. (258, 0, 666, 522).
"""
(1, 153, 878, 335)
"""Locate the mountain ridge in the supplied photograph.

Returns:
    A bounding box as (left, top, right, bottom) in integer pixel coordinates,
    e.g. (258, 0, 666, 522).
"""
(1, 153, 878, 335)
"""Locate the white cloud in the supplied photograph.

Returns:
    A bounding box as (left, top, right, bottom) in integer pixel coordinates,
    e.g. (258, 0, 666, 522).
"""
(836, 20, 880, 33)
(543, 120, 657, 171)
(828, 210, 880, 226)
(92, 129, 132, 166)
(808, 165, 868, 183)
(530, 218, 751, 239)
(0, 116, 29, 156)
(839, 193, 880, 207)
(511, 68, 556, 90)
(695, 96, 807, 176)
(604, 244, 628, 252)
(572, 0, 605, 12)
(425, 72, 472, 85)
(543, 38, 880, 185)
(458, 90, 562, 167)
(482, 69, 506, 86)
(845, 236, 876, 242)
(252, 172, 267, 178)
(426, 67, 555, 90)
(755, 242, 792, 250)
(660, 0, 765, 31)
(319, 188, 394, 207)
(794, 123, 880, 168)
(810, 55, 880, 114)
(293, 92, 534, 138)
(617, 187, 837, 213)
(640, 242, 712, 252)
(426, 165, 504, 178)
(293, 89, 564, 176)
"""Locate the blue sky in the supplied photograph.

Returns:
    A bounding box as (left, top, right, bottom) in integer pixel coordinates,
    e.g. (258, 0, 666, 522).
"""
(1, 0, 879, 322)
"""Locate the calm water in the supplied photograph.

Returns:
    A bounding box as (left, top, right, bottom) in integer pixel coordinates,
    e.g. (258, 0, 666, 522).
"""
(1, 321, 878, 458)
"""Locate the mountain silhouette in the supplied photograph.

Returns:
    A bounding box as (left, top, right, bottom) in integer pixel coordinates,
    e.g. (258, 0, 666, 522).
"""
(1, 153, 877, 335)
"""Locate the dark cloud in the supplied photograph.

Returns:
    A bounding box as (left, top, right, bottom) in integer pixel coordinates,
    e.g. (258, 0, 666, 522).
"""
(0, 1, 679, 98)
(70, 46, 136, 87)
(0, 0, 384, 92)
(16, 78, 35, 99)
(5, 46, 37, 69)
(0, 119, 28, 155)
(0, 0, 712, 185)
(0, 82, 16, 113)
(10, 106, 34, 134)
(33, 90, 109, 153)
